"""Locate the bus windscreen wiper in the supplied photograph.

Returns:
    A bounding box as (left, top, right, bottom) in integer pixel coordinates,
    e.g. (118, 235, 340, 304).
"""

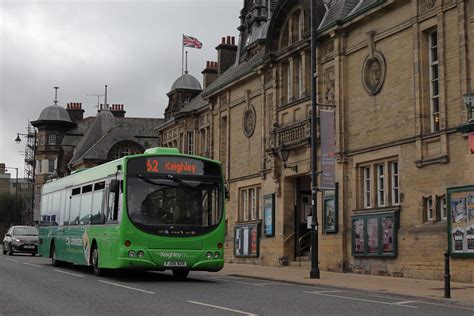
(166, 174, 202, 191)
(137, 174, 175, 187)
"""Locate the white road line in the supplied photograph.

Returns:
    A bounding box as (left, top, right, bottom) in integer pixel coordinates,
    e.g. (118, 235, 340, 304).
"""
(98, 280, 155, 294)
(54, 269, 84, 278)
(23, 262, 42, 268)
(306, 290, 345, 294)
(416, 301, 474, 312)
(210, 278, 265, 287)
(5, 258, 18, 263)
(304, 291, 418, 309)
(188, 300, 257, 316)
(392, 300, 418, 305)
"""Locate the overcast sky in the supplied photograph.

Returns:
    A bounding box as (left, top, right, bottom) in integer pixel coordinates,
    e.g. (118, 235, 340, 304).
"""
(0, 0, 241, 177)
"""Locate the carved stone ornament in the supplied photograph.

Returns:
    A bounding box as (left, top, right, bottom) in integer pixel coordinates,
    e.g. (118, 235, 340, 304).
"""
(242, 104, 256, 138)
(362, 51, 386, 96)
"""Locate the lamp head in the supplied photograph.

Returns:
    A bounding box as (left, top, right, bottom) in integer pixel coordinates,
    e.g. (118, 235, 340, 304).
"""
(14, 134, 21, 144)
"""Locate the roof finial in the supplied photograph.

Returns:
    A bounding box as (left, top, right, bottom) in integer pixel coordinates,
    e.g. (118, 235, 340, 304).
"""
(53, 86, 59, 106)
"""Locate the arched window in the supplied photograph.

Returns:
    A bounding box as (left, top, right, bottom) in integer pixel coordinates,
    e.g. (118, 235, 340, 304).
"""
(108, 141, 144, 161)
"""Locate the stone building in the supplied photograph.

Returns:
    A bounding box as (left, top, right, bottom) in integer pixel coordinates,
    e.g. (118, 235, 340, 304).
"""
(158, 0, 474, 282)
(30, 101, 163, 222)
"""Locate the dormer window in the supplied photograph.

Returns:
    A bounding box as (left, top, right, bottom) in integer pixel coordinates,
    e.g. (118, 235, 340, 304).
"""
(279, 8, 308, 50)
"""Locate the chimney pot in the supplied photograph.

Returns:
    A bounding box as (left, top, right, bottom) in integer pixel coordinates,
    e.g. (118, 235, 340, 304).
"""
(222, 37, 225, 44)
(227, 36, 230, 44)
(232, 36, 235, 45)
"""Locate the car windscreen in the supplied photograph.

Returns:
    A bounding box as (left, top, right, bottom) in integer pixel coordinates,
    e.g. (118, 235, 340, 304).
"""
(13, 227, 39, 236)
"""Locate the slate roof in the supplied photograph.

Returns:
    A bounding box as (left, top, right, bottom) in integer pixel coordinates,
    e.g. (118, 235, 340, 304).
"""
(202, 49, 265, 97)
(169, 73, 202, 94)
(68, 110, 163, 166)
(319, 0, 381, 29)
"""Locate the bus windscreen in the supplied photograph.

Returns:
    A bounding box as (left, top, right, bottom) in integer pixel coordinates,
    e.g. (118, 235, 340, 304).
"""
(126, 156, 222, 236)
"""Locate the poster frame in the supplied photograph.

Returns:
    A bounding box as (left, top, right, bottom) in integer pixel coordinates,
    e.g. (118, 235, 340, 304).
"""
(447, 185, 474, 258)
(263, 194, 275, 237)
(234, 222, 260, 258)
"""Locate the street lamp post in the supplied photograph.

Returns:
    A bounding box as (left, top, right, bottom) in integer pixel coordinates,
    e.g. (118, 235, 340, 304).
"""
(310, 0, 321, 279)
(14, 129, 37, 225)
(5, 167, 18, 224)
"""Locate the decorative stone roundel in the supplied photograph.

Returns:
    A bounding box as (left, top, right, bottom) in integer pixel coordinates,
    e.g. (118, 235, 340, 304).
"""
(362, 51, 386, 96)
(243, 104, 256, 138)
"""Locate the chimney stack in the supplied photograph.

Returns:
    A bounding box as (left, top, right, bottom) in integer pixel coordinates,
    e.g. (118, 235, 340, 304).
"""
(216, 36, 237, 76)
(202, 61, 219, 89)
(66, 102, 84, 122)
(110, 104, 126, 118)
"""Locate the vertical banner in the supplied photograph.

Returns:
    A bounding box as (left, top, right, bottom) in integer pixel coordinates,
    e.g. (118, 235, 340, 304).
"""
(320, 110, 336, 190)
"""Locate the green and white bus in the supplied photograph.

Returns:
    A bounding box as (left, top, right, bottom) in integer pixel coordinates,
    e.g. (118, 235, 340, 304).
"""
(38, 147, 225, 278)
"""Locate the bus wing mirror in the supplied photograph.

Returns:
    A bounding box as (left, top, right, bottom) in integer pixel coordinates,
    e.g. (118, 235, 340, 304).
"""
(110, 180, 120, 193)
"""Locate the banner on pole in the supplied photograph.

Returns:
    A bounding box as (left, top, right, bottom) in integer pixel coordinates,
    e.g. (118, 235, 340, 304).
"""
(320, 109, 336, 190)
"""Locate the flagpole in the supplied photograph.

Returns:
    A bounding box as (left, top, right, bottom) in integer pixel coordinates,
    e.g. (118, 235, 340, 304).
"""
(182, 34, 184, 76)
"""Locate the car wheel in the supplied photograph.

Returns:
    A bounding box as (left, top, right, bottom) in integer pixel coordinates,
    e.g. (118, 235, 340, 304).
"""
(8, 244, 14, 256)
(51, 243, 63, 267)
(172, 269, 189, 280)
(91, 247, 105, 276)
(2, 245, 6, 255)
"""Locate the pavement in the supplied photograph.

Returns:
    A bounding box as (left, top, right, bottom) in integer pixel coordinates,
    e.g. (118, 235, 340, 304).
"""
(216, 263, 474, 305)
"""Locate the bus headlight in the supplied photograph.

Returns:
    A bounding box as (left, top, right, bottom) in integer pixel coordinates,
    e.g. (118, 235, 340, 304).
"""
(206, 252, 213, 259)
(128, 250, 136, 258)
(214, 252, 220, 259)
(137, 251, 144, 258)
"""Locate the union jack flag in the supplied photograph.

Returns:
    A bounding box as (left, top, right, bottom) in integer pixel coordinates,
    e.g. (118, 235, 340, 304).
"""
(183, 34, 203, 49)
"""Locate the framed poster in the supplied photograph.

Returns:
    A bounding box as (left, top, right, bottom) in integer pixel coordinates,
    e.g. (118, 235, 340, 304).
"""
(263, 194, 275, 237)
(448, 186, 474, 257)
(323, 184, 338, 233)
(352, 212, 398, 257)
(234, 222, 260, 258)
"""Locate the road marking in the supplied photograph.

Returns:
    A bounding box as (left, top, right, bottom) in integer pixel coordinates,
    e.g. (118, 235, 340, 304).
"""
(392, 300, 418, 305)
(23, 262, 42, 268)
(98, 280, 155, 294)
(304, 291, 418, 308)
(188, 301, 257, 316)
(306, 290, 345, 294)
(5, 258, 18, 263)
(54, 269, 84, 278)
(415, 301, 474, 311)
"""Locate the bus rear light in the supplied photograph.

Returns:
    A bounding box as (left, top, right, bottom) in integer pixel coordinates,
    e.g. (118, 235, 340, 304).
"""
(217, 243, 223, 249)
(206, 252, 213, 259)
(214, 252, 219, 259)
(137, 251, 144, 258)
(128, 250, 136, 258)
(124, 240, 131, 247)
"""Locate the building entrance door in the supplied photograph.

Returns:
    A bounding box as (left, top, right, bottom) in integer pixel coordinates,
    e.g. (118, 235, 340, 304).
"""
(296, 192, 311, 257)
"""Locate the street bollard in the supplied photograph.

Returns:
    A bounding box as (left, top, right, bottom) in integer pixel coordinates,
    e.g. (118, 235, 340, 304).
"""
(444, 251, 451, 299)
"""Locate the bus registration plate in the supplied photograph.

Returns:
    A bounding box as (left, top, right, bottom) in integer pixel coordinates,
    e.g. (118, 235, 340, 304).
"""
(164, 261, 187, 268)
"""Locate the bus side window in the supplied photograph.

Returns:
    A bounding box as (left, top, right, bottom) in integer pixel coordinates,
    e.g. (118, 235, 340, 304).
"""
(91, 182, 105, 224)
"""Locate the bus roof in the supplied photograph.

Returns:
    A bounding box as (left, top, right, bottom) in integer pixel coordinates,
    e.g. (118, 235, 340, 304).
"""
(41, 147, 221, 194)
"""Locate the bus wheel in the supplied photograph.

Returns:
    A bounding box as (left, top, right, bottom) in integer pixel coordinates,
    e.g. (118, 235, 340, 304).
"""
(172, 269, 189, 280)
(91, 247, 104, 276)
(51, 243, 63, 267)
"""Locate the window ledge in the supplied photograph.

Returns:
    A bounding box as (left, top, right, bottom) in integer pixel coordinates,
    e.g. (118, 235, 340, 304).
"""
(353, 205, 400, 215)
(415, 155, 448, 168)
